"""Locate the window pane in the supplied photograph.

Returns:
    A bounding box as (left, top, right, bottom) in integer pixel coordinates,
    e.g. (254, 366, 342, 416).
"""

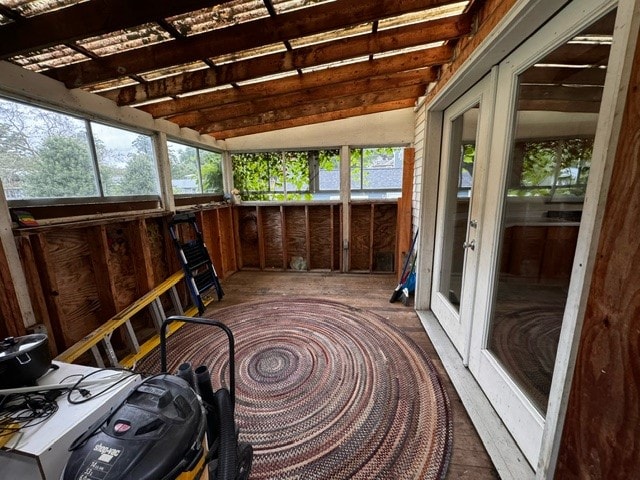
(317, 149, 340, 198)
(284, 151, 309, 195)
(0, 98, 97, 199)
(92, 123, 158, 196)
(168, 142, 199, 194)
(232, 152, 282, 200)
(350, 147, 404, 199)
(200, 150, 223, 194)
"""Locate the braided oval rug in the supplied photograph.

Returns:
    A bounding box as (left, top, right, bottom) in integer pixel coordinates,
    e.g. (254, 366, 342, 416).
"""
(137, 298, 452, 480)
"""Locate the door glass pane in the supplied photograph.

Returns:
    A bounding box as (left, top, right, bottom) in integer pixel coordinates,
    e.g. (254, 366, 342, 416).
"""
(438, 105, 479, 311)
(487, 10, 615, 413)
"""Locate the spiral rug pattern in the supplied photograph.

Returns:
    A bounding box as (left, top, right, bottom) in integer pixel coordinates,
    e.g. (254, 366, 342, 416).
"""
(137, 298, 452, 479)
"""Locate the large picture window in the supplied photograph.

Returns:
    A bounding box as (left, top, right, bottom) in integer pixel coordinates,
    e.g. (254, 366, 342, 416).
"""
(0, 97, 159, 201)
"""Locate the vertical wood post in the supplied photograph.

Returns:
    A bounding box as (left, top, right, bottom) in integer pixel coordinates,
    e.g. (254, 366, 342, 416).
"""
(154, 132, 175, 212)
(340, 145, 350, 272)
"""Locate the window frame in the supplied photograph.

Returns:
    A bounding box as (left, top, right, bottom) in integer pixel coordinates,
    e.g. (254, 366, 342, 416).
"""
(167, 139, 225, 198)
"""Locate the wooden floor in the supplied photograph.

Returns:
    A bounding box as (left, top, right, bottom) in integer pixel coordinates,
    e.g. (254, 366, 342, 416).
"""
(208, 271, 499, 479)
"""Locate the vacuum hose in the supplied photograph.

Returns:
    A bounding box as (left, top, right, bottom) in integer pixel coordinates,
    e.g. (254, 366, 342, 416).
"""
(195, 365, 218, 446)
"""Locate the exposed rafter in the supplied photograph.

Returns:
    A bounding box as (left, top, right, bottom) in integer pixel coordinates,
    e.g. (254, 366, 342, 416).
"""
(42, 0, 461, 87)
(103, 15, 468, 106)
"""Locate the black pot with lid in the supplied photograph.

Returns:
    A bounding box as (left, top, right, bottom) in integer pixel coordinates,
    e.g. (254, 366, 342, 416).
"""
(0, 334, 52, 388)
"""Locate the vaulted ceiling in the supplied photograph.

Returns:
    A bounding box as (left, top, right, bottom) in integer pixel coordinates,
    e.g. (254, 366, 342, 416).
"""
(0, 0, 480, 139)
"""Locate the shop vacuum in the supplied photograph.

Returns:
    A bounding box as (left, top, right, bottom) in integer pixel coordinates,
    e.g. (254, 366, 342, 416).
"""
(61, 316, 253, 480)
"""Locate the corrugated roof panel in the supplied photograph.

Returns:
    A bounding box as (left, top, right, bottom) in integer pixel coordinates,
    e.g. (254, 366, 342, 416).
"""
(300, 55, 370, 74)
(138, 61, 209, 82)
(377, 2, 468, 29)
(270, 0, 336, 15)
(234, 69, 299, 86)
(372, 43, 444, 59)
(166, 0, 269, 37)
(288, 23, 372, 48)
(211, 42, 287, 65)
(1, 0, 82, 17)
(77, 23, 173, 57)
(86, 77, 140, 93)
(9, 44, 87, 71)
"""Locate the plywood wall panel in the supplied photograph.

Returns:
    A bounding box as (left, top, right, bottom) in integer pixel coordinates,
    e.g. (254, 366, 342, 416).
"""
(105, 223, 138, 310)
(44, 230, 102, 348)
(217, 206, 237, 275)
(261, 206, 284, 269)
(236, 206, 260, 268)
(146, 218, 171, 285)
(309, 205, 332, 270)
(350, 204, 372, 271)
(373, 203, 397, 272)
(284, 206, 307, 270)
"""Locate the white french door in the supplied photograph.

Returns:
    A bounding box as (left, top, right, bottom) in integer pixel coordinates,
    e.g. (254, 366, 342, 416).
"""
(430, 72, 496, 364)
(465, 0, 618, 468)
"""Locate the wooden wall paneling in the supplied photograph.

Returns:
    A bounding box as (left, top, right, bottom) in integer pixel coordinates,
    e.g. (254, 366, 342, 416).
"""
(256, 206, 266, 269)
(198, 210, 225, 280)
(261, 205, 284, 270)
(85, 226, 118, 322)
(369, 204, 375, 271)
(29, 234, 66, 351)
(281, 206, 289, 269)
(333, 205, 343, 271)
(0, 242, 27, 338)
(304, 205, 311, 271)
(146, 217, 171, 286)
(15, 236, 55, 353)
(309, 205, 332, 270)
(236, 206, 260, 268)
(372, 203, 397, 272)
(284, 206, 307, 270)
(397, 148, 415, 280)
(350, 204, 372, 271)
(217, 206, 237, 275)
(126, 219, 154, 293)
(42, 230, 103, 349)
(103, 223, 139, 311)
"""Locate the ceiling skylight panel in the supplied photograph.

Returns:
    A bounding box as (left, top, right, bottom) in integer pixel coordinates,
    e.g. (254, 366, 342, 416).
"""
(138, 61, 210, 82)
(373, 43, 444, 59)
(166, 0, 269, 36)
(300, 55, 370, 74)
(234, 69, 298, 86)
(86, 78, 141, 94)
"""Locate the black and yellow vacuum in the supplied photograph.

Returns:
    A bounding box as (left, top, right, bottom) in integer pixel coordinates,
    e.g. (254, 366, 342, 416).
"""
(61, 316, 252, 480)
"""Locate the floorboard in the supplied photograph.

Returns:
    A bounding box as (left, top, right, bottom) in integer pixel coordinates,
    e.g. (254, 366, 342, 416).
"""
(207, 271, 500, 479)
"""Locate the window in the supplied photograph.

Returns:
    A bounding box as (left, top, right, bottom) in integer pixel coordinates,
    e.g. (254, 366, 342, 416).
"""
(231, 149, 339, 201)
(508, 137, 593, 199)
(0, 97, 159, 201)
(168, 141, 224, 195)
(350, 147, 404, 199)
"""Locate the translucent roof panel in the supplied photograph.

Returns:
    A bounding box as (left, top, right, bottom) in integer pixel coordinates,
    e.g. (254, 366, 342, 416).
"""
(77, 23, 173, 57)
(288, 23, 373, 49)
(270, 0, 337, 15)
(166, 0, 269, 37)
(86, 77, 141, 94)
(378, 2, 469, 30)
(9, 44, 87, 71)
(1, 0, 82, 17)
(211, 42, 287, 65)
(138, 61, 210, 82)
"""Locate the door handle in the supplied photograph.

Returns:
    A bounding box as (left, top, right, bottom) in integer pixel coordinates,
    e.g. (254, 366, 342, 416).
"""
(463, 239, 476, 250)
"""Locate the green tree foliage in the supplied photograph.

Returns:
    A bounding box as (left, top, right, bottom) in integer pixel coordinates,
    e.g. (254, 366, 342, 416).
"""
(116, 137, 158, 195)
(24, 136, 97, 198)
(200, 152, 223, 193)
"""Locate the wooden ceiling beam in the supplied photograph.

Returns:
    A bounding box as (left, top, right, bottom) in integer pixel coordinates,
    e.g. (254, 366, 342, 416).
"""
(210, 100, 417, 139)
(44, 0, 461, 87)
(105, 15, 467, 106)
(518, 100, 601, 113)
(0, 0, 227, 59)
(194, 84, 424, 134)
(519, 84, 603, 103)
(138, 47, 447, 118)
(540, 43, 611, 67)
(167, 69, 432, 127)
